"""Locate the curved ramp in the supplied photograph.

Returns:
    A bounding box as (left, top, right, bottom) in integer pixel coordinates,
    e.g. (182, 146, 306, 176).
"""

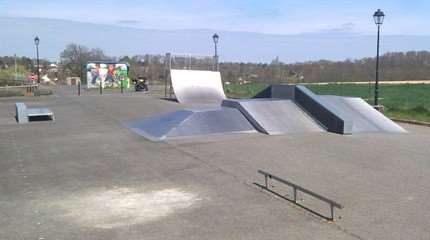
(170, 69, 226, 105)
(222, 99, 324, 135)
(126, 107, 256, 141)
(319, 96, 406, 133)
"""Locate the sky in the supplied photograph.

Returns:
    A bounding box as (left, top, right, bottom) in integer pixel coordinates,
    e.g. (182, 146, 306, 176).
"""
(1, 0, 429, 35)
(1, 0, 430, 62)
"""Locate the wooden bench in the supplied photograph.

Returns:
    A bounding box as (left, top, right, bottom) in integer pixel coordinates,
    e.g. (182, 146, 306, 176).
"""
(16, 102, 55, 124)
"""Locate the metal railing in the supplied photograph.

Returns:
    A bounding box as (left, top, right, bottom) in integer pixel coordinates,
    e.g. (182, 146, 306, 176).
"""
(0, 84, 38, 89)
(0, 84, 39, 94)
(258, 170, 343, 221)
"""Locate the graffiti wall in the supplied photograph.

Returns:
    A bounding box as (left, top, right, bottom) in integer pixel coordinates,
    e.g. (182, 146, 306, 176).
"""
(86, 63, 129, 89)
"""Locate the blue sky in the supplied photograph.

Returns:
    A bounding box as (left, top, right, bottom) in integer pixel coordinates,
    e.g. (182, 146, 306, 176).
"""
(1, 0, 429, 35)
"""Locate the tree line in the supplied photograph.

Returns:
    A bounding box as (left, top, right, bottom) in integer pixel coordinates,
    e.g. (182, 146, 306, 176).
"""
(3, 43, 430, 85)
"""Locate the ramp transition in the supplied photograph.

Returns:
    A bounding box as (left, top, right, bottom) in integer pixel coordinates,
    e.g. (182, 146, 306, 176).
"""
(222, 99, 324, 135)
(170, 69, 226, 105)
(125, 107, 257, 141)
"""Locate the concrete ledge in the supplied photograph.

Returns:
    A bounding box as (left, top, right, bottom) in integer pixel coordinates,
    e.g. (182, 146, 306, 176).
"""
(293, 86, 353, 134)
(15, 102, 55, 124)
(253, 85, 295, 99)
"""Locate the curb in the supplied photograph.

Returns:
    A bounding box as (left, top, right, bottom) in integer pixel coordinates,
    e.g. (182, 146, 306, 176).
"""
(391, 118, 430, 127)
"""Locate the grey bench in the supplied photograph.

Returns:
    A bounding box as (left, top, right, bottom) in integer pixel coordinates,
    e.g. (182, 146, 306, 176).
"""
(16, 102, 55, 124)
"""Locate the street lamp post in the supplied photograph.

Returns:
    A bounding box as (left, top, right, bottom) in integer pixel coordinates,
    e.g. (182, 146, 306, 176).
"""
(373, 9, 385, 107)
(34, 36, 40, 84)
(212, 33, 219, 71)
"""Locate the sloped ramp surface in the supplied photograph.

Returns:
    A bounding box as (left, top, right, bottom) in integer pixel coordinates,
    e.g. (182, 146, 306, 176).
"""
(126, 107, 257, 141)
(222, 99, 324, 135)
(319, 96, 406, 133)
(170, 69, 226, 105)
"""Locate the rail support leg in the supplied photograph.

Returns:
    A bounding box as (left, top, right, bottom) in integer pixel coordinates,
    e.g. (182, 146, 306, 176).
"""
(330, 204, 334, 221)
(264, 175, 268, 188)
(293, 187, 297, 202)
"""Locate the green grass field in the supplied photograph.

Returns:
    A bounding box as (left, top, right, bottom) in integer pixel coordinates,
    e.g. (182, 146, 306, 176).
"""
(224, 83, 269, 99)
(224, 83, 430, 123)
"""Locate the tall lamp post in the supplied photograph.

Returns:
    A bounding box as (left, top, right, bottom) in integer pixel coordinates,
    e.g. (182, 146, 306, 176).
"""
(212, 33, 219, 71)
(373, 9, 385, 107)
(34, 36, 40, 84)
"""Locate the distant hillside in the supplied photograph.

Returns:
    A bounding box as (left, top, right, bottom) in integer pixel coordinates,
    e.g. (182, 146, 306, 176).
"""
(2, 17, 430, 63)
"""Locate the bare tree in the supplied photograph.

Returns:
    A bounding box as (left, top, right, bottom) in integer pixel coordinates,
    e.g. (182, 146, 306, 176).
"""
(60, 44, 90, 78)
(59, 44, 111, 79)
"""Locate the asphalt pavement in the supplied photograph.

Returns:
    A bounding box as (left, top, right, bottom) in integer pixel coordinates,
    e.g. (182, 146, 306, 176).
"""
(1, 85, 429, 239)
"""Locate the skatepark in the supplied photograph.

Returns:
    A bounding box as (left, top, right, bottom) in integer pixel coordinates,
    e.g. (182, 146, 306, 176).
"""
(126, 69, 405, 141)
(0, 63, 429, 240)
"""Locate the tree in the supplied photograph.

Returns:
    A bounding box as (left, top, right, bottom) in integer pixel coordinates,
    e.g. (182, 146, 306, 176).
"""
(60, 44, 90, 78)
(119, 55, 142, 80)
(59, 44, 111, 79)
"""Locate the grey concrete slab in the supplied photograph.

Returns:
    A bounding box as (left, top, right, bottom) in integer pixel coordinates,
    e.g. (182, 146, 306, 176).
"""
(1, 86, 429, 240)
(170, 124, 430, 240)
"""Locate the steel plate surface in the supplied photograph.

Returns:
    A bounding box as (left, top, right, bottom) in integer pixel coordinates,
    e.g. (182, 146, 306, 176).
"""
(170, 69, 226, 105)
(126, 107, 256, 141)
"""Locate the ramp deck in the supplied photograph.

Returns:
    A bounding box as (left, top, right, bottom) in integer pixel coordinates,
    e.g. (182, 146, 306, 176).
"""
(222, 99, 324, 135)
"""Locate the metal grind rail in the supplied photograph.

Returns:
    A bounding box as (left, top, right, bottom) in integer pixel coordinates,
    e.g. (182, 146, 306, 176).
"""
(258, 170, 343, 221)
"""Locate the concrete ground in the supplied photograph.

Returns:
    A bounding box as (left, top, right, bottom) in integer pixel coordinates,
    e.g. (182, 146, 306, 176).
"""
(1, 85, 429, 240)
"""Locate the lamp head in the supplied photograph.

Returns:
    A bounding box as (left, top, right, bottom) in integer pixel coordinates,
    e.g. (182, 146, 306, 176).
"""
(34, 36, 40, 46)
(212, 33, 219, 44)
(373, 9, 385, 25)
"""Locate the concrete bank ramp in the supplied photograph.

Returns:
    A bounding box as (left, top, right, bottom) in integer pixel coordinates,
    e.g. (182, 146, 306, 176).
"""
(254, 85, 406, 134)
(319, 96, 407, 133)
(170, 69, 226, 105)
(222, 99, 324, 135)
(126, 107, 256, 141)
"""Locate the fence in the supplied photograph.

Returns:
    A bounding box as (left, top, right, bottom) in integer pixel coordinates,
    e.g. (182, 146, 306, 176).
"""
(0, 84, 39, 97)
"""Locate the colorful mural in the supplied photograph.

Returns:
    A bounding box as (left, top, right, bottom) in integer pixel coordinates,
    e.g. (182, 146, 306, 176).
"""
(86, 62, 129, 89)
